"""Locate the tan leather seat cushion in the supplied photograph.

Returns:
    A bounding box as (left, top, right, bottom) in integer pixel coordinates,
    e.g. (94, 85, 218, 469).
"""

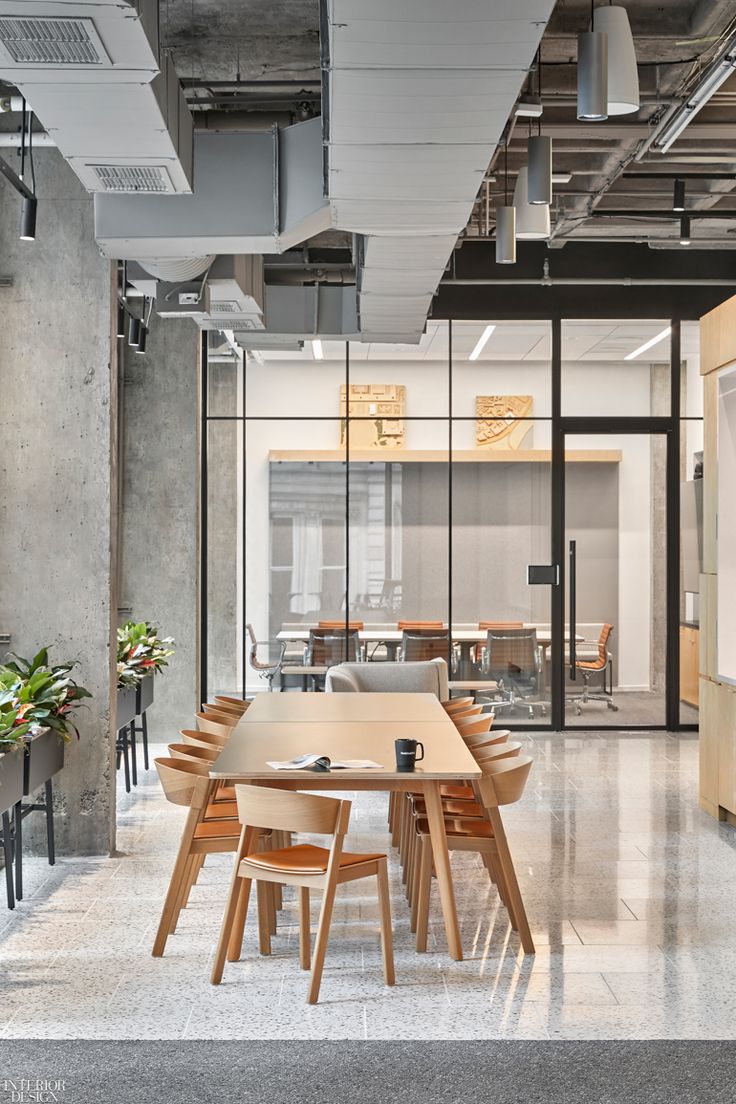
(242, 842, 385, 875)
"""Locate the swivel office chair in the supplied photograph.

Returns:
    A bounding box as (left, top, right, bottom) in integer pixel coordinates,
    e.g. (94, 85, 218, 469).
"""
(568, 624, 618, 714)
(484, 627, 545, 718)
(246, 623, 286, 692)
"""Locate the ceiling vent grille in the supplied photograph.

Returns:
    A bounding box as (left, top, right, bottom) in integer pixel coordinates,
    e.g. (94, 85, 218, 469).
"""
(209, 301, 243, 314)
(92, 165, 175, 194)
(0, 17, 110, 66)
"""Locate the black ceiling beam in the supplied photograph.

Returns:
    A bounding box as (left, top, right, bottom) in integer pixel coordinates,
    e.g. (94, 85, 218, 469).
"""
(622, 173, 736, 180)
(0, 153, 34, 201)
(590, 209, 736, 219)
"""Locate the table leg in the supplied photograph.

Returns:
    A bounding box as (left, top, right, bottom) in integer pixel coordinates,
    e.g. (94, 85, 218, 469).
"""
(458, 641, 474, 680)
(422, 780, 463, 961)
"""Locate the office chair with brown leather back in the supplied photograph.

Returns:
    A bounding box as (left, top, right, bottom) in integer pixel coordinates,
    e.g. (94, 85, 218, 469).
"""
(568, 623, 618, 714)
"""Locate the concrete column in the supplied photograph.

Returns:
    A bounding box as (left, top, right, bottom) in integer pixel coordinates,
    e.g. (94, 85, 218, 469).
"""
(120, 313, 199, 737)
(0, 149, 116, 855)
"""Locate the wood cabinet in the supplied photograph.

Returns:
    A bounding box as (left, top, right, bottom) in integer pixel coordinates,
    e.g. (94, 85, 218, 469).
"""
(680, 625, 700, 707)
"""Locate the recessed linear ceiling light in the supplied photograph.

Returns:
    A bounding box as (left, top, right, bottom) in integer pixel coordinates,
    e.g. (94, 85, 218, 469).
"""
(468, 325, 496, 361)
(312, 339, 324, 360)
(515, 95, 543, 118)
(624, 326, 671, 361)
(551, 172, 573, 184)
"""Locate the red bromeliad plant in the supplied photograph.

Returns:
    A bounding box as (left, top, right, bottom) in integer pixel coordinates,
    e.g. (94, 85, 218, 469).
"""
(117, 621, 175, 689)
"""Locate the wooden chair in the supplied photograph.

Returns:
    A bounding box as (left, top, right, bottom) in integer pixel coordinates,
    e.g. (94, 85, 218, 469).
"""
(449, 705, 484, 723)
(152, 758, 244, 956)
(203, 701, 242, 719)
(195, 712, 236, 739)
(454, 714, 494, 738)
(318, 620, 364, 631)
(211, 785, 395, 1003)
(442, 697, 475, 715)
(397, 621, 444, 630)
(411, 755, 535, 955)
(462, 728, 512, 750)
(181, 728, 229, 750)
(215, 695, 250, 715)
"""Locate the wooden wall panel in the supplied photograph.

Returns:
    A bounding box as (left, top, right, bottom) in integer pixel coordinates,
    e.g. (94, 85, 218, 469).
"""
(703, 371, 718, 573)
(701, 295, 736, 376)
(699, 676, 720, 818)
(700, 572, 717, 680)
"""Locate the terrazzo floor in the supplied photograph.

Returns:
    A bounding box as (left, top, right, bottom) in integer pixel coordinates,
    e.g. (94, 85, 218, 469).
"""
(2, 730, 736, 1040)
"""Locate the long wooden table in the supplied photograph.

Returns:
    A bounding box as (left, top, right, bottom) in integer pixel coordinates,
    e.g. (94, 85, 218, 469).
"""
(211, 692, 480, 961)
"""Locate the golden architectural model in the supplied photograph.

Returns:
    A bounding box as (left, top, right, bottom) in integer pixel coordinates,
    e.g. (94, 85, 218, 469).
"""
(340, 384, 406, 448)
(476, 395, 534, 449)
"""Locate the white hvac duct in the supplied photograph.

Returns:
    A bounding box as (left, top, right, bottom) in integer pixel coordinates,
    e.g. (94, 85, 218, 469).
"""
(140, 257, 215, 282)
(322, 0, 557, 342)
(0, 0, 193, 194)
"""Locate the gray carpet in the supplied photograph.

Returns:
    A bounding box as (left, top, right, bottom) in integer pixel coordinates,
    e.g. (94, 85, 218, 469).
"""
(1, 1041, 735, 1103)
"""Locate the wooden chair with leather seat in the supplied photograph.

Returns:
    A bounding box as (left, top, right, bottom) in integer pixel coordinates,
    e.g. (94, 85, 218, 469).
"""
(442, 696, 475, 715)
(411, 755, 535, 955)
(203, 701, 243, 720)
(211, 785, 395, 1004)
(181, 728, 229, 750)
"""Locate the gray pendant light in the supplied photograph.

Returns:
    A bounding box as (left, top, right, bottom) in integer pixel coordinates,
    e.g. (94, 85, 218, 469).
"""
(577, 1, 608, 123)
(514, 167, 551, 240)
(528, 135, 552, 205)
(594, 4, 639, 115)
(495, 205, 516, 264)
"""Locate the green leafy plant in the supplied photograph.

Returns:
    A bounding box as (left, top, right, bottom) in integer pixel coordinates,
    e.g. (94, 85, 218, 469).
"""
(0, 693, 32, 747)
(0, 647, 92, 743)
(117, 621, 175, 689)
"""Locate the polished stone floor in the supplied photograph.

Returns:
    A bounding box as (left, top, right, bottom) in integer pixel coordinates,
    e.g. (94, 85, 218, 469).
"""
(2, 731, 736, 1040)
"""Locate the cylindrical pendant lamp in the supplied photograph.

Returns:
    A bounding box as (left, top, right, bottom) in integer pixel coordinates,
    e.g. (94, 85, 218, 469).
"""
(495, 206, 516, 264)
(577, 29, 608, 121)
(19, 195, 37, 240)
(527, 134, 552, 205)
(128, 315, 141, 347)
(513, 167, 551, 240)
(594, 5, 639, 115)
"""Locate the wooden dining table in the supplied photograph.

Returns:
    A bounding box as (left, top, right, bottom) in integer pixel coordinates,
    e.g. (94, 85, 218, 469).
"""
(210, 692, 481, 961)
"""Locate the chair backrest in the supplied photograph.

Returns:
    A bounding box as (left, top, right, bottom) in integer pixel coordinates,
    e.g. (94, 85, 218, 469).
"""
(181, 728, 229, 749)
(234, 783, 351, 837)
(397, 620, 444, 630)
(308, 629, 360, 666)
(402, 630, 450, 663)
(203, 701, 242, 719)
(486, 627, 538, 676)
(450, 704, 483, 722)
(245, 623, 257, 650)
(155, 756, 211, 808)
(593, 623, 614, 667)
(195, 712, 235, 738)
(478, 621, 523, 631)
(454, 714, 493, 737)
(442, 696, 475, 714)
(462, 728, 510, 749)
(168, 742, 220, 764)
(477, 754, 533, 807)
(472, 740, 522, 763)
(214, 695, 249, 715)
(318, 620, 364, 631)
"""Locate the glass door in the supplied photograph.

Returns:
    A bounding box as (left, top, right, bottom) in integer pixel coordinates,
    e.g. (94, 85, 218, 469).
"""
(562, 431, 668, 728)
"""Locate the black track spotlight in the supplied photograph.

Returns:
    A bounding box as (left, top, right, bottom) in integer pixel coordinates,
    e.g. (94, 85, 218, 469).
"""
(128, 315, 142, 346)
(19, 194, 36, 241)
(116, 299, 126, 339)
(673, 179, 686, 212)
(679, 215, 691, 246)
(136, 325, 148, 355)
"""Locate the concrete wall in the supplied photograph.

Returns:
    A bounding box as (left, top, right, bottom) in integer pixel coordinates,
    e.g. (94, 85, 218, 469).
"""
(120, 314, 199, 740)
(0, 149, 116, 855)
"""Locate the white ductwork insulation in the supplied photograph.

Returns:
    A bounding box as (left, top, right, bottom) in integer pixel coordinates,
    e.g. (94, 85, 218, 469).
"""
(233, 286, 359, 350)
(94, 117, 330, 261)
(140, 256, 215, 282)
(322, 0, 556, 342)
(0, 0, 193, 193)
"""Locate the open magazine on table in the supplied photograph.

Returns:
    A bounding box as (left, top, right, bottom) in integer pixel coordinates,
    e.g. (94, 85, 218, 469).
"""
(266, 753, 383, 772)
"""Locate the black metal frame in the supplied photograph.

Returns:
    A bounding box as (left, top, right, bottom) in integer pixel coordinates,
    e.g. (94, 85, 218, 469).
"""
(199, 316, 698, 733)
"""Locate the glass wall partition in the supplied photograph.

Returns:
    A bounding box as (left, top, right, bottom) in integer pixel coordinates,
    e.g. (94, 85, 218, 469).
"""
(201, 316, 694, 731)
(679, 320, 703, 726)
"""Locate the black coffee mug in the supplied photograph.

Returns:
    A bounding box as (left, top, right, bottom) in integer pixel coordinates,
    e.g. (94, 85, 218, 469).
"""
(395, 738, 425, 772)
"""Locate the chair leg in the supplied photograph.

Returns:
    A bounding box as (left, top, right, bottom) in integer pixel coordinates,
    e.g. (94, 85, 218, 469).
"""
(307, 877, 339, 1004)
(415, 834, 433, 953)
(488, 807, 534, 954)
(298, 886, 311, 970)
(376, 860, 395, 986)
(152, 808, 200, 957)
(2, 812, 15, 910)
(169, 853, 198, 934)
(226, 874, 252, 962)
(256, 880, 272, 955)
(14, 801, 23, 901)
(44, 779, 55, 866)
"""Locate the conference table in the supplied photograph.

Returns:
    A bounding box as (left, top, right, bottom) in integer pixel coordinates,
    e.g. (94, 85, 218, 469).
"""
(210, 692, 481, 961)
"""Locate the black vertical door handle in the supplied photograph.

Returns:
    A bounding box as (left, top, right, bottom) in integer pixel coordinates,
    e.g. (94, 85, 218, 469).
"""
(569, 539, 577, 679)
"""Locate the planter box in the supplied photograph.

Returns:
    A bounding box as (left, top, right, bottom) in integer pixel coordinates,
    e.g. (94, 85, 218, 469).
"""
(24, 728, 65, 795)
(0, 747, 24, 814)
(136, 676, 154, 715)
(116, 685, 137, 730)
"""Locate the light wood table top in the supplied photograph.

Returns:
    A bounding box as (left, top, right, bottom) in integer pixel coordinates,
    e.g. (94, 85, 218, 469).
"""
(244, 691, 446, 724)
